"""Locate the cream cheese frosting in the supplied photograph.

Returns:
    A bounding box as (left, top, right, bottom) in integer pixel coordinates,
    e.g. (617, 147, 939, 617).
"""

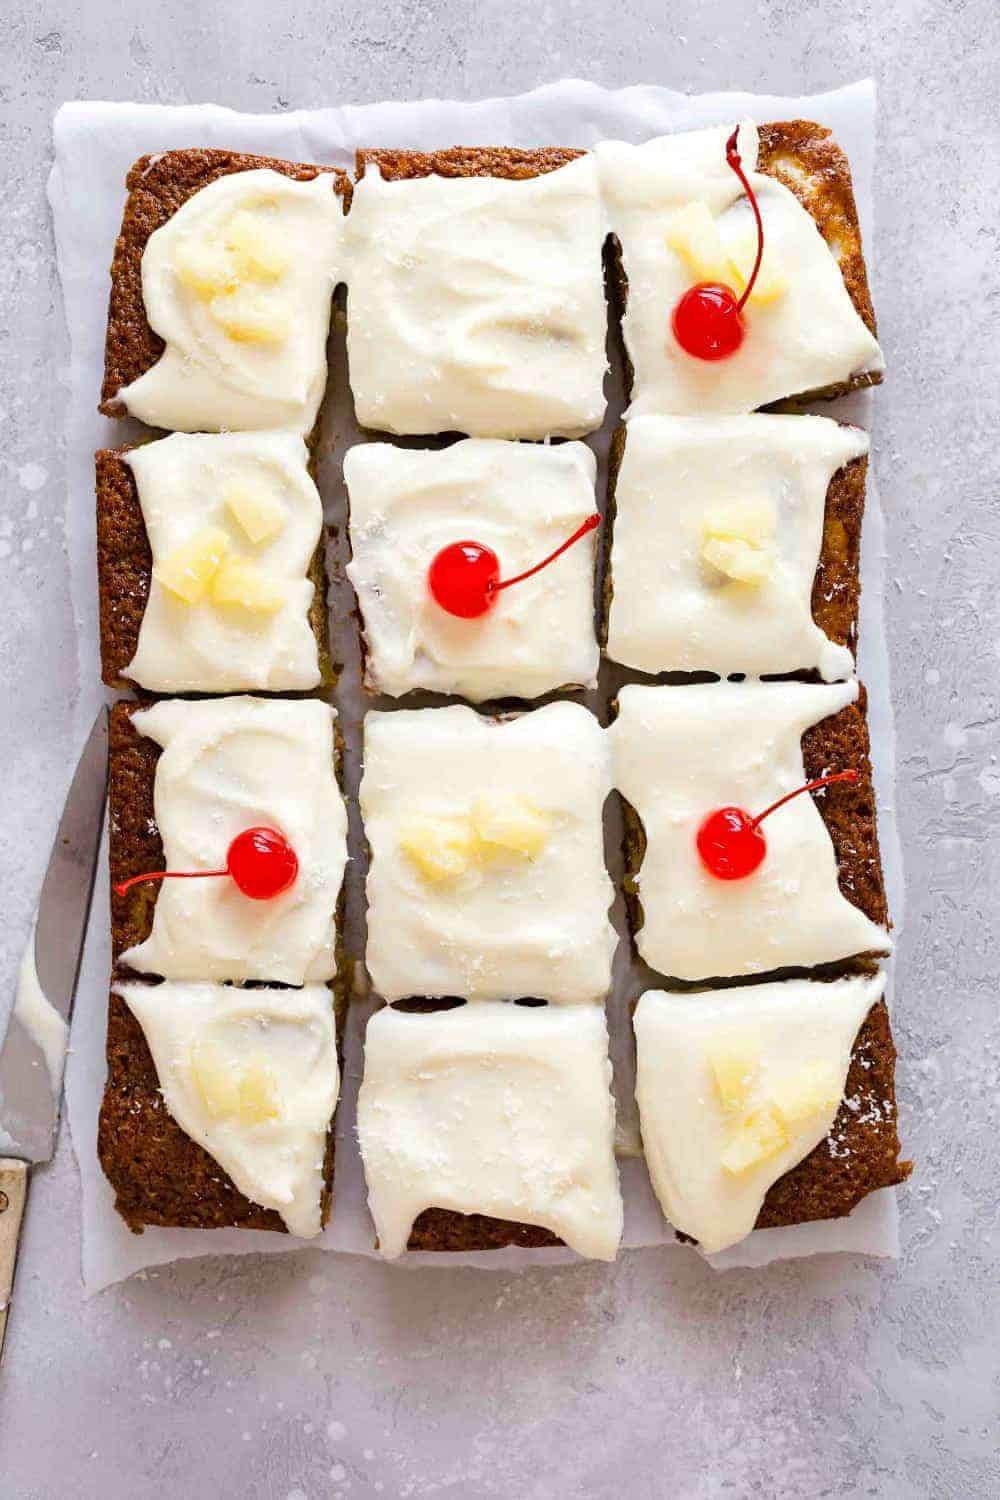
(357, 1001, 623, 1260)
(605, 413, 867, 680)
(610, 680, 889, 981)
(121, 697, 346, 986)
(119, 169, 343, 434)
(361, 702, 616, 1003)
(124, 431, 324, 693)
(344, 438, 600, 701)
(343, 155, 608, 438)
(596, 122, 883, 416)
(634, 974, 885, 1254)
(117, 980, 338, 1238)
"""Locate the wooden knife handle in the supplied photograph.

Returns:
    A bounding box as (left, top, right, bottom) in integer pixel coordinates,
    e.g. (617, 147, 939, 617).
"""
(0, 1159, 28, 1360)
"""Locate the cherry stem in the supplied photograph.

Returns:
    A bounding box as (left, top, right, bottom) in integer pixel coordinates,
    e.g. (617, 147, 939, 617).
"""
(114, 867, 228, 896)
(491, 513, 600, 595)
(725, 127, 764, 314)
(750, 769, 859, 831)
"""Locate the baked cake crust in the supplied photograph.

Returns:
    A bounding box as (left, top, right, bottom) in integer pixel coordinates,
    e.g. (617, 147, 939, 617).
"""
(99, 149, 350, 418)
(756, 997, 910, 1229)
(355, 145, 584, 182)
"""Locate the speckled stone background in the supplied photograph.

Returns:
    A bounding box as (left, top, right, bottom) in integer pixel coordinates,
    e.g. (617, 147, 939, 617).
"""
(0, 3, 997, 1497)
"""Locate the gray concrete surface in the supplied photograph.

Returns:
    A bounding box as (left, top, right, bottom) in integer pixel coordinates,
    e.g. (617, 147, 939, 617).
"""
(0, 2, 998, 1497)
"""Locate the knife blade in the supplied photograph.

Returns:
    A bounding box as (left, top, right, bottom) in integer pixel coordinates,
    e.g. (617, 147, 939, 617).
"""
(0, 706, 107, 1361)
(0, 706, 108, 1164)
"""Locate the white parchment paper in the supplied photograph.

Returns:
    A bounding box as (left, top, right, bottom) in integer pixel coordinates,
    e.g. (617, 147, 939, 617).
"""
(48, 78, 902, 1295)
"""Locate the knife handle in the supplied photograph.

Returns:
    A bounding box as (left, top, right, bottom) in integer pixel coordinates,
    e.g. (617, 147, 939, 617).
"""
(0, 1158, 28, 1360)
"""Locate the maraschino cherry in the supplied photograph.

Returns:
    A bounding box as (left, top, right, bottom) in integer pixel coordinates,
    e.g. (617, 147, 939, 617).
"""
(114, 826, 299, 902)
(428, 513, 600, 619)
(697, 770, 859, 881)
(671, 126, 765, 361)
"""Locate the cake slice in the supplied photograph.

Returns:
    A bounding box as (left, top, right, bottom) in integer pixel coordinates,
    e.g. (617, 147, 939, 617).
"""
(96, 431, 333, 693)
(361, 702, 616, 1005)
(346, 146, 608, 439)
(357, 1001, 623, 1258)
(344, 437, 600, 702)
(634, 974, 910, 1253)
(100, 149, 350, 434)
(611, 680, 889, 983)
(109, 697, 347, 986)
(603, 413, 868, 679)
(100, 978, 342, 1235)
(598, 120, 882, 416)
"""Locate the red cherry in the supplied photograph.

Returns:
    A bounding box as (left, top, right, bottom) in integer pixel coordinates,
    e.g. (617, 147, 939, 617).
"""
(670, 127, 765, 362)
(225, 826, 299, 900)
(427, 540, 500, 619)
(697, 770, 860, 882)
(672, 283, 745, 361)
(427, 513, 600, 619)
(113, 825, 298, 901)
(697, 804, 766, 880)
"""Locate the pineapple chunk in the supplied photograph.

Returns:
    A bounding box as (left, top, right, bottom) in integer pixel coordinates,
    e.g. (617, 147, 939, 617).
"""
(210, 555, 287, 614)
(702, 498, 776, 546)
(190, 1040, 241, 1119)
(209, 287, 288, 344)
(665, 202, 731, 282)
(726, 224, 788, 306)
(224, 482, 286, 546)
(701, 536, 774, 586)
(471, 792, 549, 860)
(709, 1044, 759, 1115)
(398, 813, 478, 883)
(720, 1103, 789, 1175)
(700, 498, 777, 586)
(154, 525, 230, 604)
(224, 210, 290, 284)
(237, 1060, 281, 1124)
(173, 238, 239, 300)
(770, 1062, 842, 1125)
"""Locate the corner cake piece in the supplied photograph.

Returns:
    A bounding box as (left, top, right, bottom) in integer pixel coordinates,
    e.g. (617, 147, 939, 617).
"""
(96, 431, 333, 694)
(598, 120, 883, 416)
(603, 413, 867, 679)
(634, 974, 910, 1253)
(101, 979, 341, 1236)
(100, 149, 350, 434)
(361, 701, 616, 1005)
(357, 1001, 623, 1259)
(345, 437, 600, 702)
(109, 697, 347, 986)
(346, 146, 608, 439)
(611, 679, 889, 983)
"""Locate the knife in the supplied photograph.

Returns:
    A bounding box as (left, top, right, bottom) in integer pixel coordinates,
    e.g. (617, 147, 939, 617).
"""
(0, 707, 108, 1358)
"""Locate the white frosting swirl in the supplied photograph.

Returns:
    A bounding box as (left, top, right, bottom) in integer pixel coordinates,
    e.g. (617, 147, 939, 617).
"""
(118, 980, 338, 1238)
(361, 702, 616, 1004)
(125, 431, 324, 693)
(606, 413, 867, 680)
(358, 1001, 623, 1260)
(343, 155, 608, 438)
